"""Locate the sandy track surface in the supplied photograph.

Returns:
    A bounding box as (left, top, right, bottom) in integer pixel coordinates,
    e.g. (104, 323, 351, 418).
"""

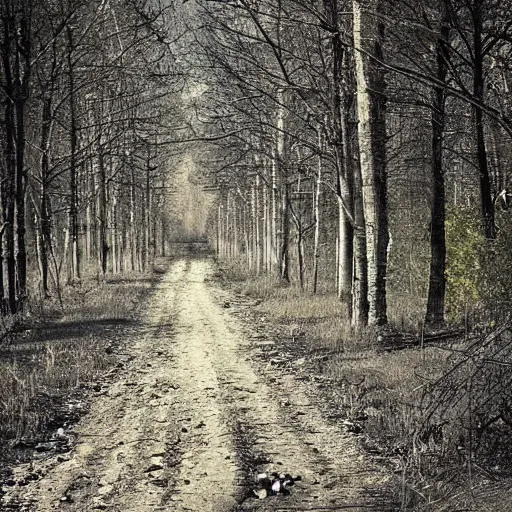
(3, 259, 391, 511)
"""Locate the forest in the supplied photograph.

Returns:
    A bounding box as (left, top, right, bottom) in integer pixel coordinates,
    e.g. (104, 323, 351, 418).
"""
(194, 0, 512, 329)
(2, 0, 512, 510)
(2, 0, 511, 327)
(0, 0, 184, 315)
(193, 0, 512, 508)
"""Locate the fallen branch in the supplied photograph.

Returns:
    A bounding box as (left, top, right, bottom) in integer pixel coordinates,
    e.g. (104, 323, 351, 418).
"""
(381, 329, 465, 352)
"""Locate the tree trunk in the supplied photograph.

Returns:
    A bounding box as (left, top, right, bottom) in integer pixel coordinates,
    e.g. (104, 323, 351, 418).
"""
(472, 2, 495, 240)
(145, 149, 152, 270)
(271, 153, 279, 272)
(337, 198, 353, 301)
(281, 178, 290, 282)
(161, 218, 166, 257)
(226, 192, 232, 259)
(250, 183, 256, 269)
(233, 194, 239, 258)
(255, 175, 261, 275)
(352, 162, 369, 327)
(262, 163, 270, 273)
(324, 0, 354, 309)
(39, 96, 54, 296)
(15, 96, 27, 305)
(425, 6, 450, 326)
(275, 91, 290, 282)
(0, 228, 4, 313)
(217, 203, 222, 258)
(110, 188, 118, 274)
(353, 0, 389, 326)
(345, 76, 369, 326)
(67, 26, 80, 283)
(292, 176, 305, 290)
(98, 150, 108, 275)
(130, 164, 136, 271)
(3, 70, 18, 314)
(312, 142, 322, 294)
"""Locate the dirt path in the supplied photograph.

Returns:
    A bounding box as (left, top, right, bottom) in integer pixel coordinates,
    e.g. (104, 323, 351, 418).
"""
(3, 259, 391, 511)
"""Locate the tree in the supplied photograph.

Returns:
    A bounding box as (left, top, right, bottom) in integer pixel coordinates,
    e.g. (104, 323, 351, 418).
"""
(353, 0, 389, 325)
(0, 0, 184, 312)
(425, 2, 451, 326)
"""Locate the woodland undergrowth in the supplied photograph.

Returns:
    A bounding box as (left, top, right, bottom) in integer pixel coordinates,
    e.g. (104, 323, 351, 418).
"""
(220, 258, 512, 511)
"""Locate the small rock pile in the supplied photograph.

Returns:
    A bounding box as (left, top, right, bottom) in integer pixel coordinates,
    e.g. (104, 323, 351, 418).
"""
(251, 472, 301, 499)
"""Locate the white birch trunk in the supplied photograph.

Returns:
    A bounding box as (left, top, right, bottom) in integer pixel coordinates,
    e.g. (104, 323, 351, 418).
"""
(312, 151, 322, 294)
(353, 0, 388, 325)
(255, 174, 261, 275)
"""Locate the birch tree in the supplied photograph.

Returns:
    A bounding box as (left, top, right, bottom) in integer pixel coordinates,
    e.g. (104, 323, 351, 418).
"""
(353, 0, 389, 325)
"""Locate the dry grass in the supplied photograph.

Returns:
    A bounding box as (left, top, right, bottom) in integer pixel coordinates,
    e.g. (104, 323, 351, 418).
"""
(0, 271, 156, 450)
(0, 337, 108, 443)
(223, 262, 374, 353)
(387, 292, 429, 332)
(326, 347, 449, 446)
(262, 292, 340, 322)
(241, 269, 451, 447)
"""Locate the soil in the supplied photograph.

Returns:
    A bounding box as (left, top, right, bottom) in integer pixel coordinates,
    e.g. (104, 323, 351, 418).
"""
(1, 258, 394, 512)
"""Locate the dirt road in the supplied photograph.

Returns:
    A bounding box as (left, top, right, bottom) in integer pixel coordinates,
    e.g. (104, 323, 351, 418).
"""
(3, 259, 391, 511)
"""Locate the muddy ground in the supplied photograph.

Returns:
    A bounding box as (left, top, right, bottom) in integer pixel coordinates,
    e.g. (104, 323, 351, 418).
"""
(1, 258, 394, 511)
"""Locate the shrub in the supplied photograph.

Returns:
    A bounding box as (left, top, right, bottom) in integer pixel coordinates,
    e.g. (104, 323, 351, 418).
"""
(445, 206, 512, 324)
(445, 206, 485, 321)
